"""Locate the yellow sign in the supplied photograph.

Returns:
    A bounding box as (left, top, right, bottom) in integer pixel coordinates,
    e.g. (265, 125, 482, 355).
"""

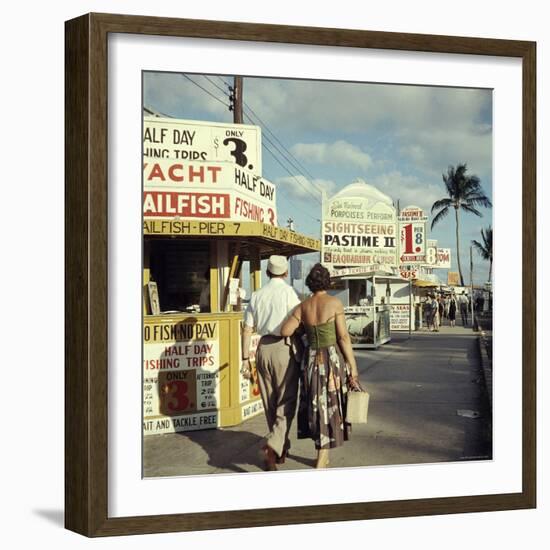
(143, 219, 320, 250)
(143, 320, 219, 343)
(448, 271, 460, 286)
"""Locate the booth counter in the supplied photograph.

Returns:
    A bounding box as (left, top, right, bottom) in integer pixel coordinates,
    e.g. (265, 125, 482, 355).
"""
(142, 220, 320, 435)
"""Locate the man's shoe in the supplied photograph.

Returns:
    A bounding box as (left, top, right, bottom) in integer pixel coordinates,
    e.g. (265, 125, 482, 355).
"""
(261, 445, 278, 471)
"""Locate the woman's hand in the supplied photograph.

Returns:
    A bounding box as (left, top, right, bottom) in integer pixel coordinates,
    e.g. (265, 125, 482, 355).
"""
(347, 372, 362, 391)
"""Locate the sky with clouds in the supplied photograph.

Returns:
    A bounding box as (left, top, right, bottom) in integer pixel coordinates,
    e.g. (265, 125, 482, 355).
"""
(143, 72, 493, 285)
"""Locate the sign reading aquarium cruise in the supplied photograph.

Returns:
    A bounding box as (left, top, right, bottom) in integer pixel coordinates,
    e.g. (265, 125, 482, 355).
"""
(322, 181, 398, 269)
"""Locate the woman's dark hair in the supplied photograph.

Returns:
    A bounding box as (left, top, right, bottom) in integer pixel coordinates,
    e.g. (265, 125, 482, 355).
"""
(305, 263, 331, 292)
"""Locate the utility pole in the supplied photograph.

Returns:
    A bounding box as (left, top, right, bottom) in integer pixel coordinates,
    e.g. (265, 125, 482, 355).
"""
(470, 245, 474, 328)
(230, 76, 243, 124)
(229, 75, 244, 309)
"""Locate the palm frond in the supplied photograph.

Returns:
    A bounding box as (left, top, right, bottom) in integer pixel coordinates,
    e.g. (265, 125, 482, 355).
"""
(464, 192, 493, 209)
(431, 198, 453, 212)
(431, 205, 450, 229)
(471, 239, 490, 260)
(460, 203, 483, 217)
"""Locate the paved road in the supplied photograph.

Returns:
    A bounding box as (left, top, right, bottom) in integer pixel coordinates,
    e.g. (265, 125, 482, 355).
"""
(143, 324, 492, 477)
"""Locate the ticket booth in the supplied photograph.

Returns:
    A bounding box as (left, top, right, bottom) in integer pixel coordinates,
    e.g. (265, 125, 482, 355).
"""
(142, 220, 320, 435)
(330, 269, 396, 349)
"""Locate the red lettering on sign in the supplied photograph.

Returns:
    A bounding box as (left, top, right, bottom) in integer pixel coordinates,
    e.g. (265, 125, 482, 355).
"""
(143, 191, 229, 218)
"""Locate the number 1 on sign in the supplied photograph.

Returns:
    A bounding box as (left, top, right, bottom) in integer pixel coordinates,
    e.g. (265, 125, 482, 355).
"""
(401, 223, 423, 254)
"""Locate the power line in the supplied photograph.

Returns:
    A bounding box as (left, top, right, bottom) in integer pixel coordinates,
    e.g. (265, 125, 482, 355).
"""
(243, 113, 321, 205)
(262, 169, 320, 224)
(242, 102, 323, 194)
(215, 76, 322, 194)
(259, 133, 322, 206)
(180, 74, 228, 110)
(202, 75, 230, 97)
(244, 107, 323, 196)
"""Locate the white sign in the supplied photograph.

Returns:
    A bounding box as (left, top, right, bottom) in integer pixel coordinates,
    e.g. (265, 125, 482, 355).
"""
(425, 239, 439, 266)
(143, 411, 219, 435)
(143, 159, 276, 204)
(143, 159, 277, 224)
(390, 304, 412, 331)
(398, 205, 429, 222)
(322, 182, 398, 269)
(399, 265, 419, 280)
(435, 248, 452, 269)
(144, 117, 262, 174)
(143, 320, 221, 434)
(398, 206, 427, 263)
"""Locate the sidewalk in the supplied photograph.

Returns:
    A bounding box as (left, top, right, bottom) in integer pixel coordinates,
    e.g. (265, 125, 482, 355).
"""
(144, 323, 492, 477)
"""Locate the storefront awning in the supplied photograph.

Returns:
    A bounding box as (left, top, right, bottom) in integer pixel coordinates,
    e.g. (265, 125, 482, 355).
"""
(143, 219, 320, 259)
(413, 279, 440, 288)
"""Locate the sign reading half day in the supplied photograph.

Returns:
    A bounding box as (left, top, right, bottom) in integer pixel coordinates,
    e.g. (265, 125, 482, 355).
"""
(398, 205, 427, 264)
(143, 319, 221, 435)
(143, 142, 277, 224)
(143, 117, 262, 174)
(322, 181, 398, 269)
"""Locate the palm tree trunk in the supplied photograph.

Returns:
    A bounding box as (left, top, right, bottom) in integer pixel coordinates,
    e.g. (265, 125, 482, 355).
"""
(455, 207, 464, 286)
(488, 259, 492, 282)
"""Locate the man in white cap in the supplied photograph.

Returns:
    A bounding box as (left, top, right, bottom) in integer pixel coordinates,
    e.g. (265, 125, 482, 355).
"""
(241, 254, 301, 470)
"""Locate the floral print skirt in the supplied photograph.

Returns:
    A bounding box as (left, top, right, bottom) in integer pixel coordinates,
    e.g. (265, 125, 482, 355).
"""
(297, 345, 351, 450)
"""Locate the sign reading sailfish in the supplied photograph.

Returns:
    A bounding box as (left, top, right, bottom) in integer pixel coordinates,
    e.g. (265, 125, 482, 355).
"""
(322, 180, 398, 270)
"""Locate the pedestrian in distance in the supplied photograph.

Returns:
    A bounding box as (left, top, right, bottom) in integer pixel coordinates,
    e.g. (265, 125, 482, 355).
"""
(424, 296, 433, 330)
(459, 291, 469, 326)
(448, 294, 457, 327)
(241, 255, 301, 471)
(444, 295, 450, 319)
(438, 295, 444, 326)
(281, 263, 361, 469)
(432, 295, 440, 332)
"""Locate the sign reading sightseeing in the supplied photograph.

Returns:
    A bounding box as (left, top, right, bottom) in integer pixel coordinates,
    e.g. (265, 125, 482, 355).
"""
(322, 181, 398, 270)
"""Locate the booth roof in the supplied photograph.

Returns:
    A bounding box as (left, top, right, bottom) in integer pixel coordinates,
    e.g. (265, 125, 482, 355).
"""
(413, 279, 440, 288)
(143, 219, 320, 260)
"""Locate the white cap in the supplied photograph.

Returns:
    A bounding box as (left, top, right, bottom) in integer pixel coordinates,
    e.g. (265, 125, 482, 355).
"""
(267, 255, 288, 276)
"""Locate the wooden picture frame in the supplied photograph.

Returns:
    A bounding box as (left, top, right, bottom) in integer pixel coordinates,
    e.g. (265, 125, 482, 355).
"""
(65, 12, 536, 537)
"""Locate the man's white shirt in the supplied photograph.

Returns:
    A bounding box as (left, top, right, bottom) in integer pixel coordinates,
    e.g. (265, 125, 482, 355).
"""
(243, 277, 300, 336)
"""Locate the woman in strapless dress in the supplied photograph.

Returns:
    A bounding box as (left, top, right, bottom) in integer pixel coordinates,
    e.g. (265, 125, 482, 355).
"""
(281, 263, 360, 468)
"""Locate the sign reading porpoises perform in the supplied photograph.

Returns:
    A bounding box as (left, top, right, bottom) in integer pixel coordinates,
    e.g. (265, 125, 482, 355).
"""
(143, 319, 221, 435)
(322, 181, 398, 269)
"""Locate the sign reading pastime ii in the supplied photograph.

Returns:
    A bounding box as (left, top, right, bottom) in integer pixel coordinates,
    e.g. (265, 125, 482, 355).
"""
(322, 181, 398, 270)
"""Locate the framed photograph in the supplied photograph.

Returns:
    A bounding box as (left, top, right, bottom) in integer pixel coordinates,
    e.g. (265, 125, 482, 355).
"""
(65, 13, 536, 537)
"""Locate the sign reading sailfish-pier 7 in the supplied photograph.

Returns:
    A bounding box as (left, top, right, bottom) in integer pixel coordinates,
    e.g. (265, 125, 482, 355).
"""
(143, 219, 321, 251)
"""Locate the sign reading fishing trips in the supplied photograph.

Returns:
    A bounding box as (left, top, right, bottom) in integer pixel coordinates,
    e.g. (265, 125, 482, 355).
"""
(143, 117, 262, 174)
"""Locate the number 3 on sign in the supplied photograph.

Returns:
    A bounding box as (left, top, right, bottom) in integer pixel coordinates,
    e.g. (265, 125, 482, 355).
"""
(160, 381, 191, 414)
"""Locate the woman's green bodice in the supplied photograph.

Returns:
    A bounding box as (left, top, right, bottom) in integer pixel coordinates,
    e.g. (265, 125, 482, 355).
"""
(305, 320, 337, 349)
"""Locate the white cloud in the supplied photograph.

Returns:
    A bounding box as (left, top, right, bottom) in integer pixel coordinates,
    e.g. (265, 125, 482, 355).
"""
(144, 72, 229, 118)
(371, 171, 442, 214)
(275, 175, 335, 202)
(291, 140, 373, 170)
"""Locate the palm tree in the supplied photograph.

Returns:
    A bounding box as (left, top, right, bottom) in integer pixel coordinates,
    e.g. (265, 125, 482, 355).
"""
(431, 163, 492, 286)
(472, 226, 493, 282)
